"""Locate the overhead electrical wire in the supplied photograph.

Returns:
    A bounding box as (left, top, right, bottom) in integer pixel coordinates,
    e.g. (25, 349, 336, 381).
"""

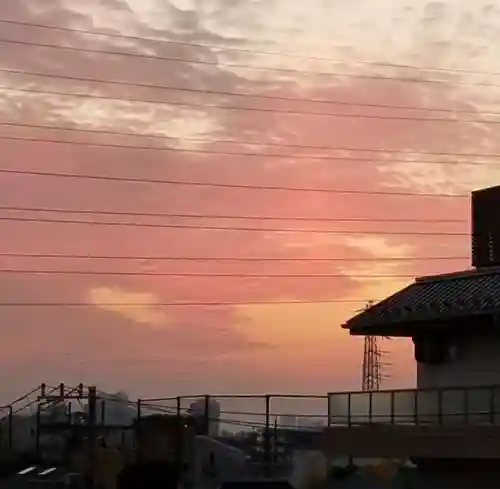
(0, 299, 374, 307)
(3, 72, 500, 120)
(0, 168, 469, 197)
(3, 81, 497, 119)
(0, 23, 474, 318)
(2, 385, 45, 408)
(0, 18, 497, 78)
(0, 35, 498, 90)
(0, 383, 415, 431)
(3, 384, 328, 431)
(0, 253, 468, 262)
(1, 70, 499, 124)
(0, 205, 468, 223)
(0, 215, 470, 235)
(0, 269, 441, 278)
(3, 121, 500, 171)
(10, 385, 59, 416)
(2, 113, 500, 162)
(2, 123, 498, 168)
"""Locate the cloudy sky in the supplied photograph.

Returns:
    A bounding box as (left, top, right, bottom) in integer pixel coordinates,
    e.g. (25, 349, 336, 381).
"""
(1, 0, 500, 406)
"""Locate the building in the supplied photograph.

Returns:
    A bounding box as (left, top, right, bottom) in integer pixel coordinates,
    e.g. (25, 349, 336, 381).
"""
(322, 185, 500, 488)
(187, 399, 221, 437)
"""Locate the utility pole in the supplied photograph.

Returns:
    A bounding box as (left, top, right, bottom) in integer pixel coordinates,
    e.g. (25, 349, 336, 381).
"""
(263, 395, 271, 476)
(87, 386, 97, 489)
(37, 383, 93, 483)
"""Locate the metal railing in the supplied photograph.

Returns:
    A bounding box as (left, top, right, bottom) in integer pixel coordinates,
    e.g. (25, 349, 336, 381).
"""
(2, 384, 500, 461)
(327, 384, 500, 426)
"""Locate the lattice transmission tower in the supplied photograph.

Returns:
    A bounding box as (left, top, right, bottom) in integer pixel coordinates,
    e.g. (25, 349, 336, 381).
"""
(362, 335, 383, 391)
(359, 301, 391, 391)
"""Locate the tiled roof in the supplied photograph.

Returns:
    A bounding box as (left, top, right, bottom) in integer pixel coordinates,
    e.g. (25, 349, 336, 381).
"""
(344, 267, 500, 333)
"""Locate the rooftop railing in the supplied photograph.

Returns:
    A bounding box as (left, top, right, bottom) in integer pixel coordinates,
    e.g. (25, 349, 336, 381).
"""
(327, 384, 500, 426)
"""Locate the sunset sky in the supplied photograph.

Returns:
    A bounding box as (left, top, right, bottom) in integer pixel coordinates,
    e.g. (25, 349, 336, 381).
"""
(1, 0, 500, 405)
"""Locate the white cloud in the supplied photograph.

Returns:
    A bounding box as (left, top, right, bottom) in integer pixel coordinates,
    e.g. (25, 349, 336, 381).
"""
(336, 236, 414, 301)
(344, 235, 413, 259)
(87, 285, 170, 327)
(378, 157, 500, 196)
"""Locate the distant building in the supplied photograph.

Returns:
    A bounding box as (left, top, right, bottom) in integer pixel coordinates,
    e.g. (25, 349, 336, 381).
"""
(278, 415, 297, 429)
(187, 398, 221, 437)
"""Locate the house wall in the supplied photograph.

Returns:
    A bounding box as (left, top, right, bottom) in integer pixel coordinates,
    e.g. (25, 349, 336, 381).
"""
(417, 330, 500, 389)
(416, 330, 500, 424)
(320, 425, 500, 459)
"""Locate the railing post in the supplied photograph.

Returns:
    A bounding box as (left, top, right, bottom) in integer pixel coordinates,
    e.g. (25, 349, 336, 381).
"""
(204, 395, 210, 435)
(414, 390, 419, 426)
(136, 399, 142, 460)
(368, 391, 373, 424)
(463, 389, 469, 425)
(437, 389, 443, 425)
(100, 400, 106, 425)
(87, 386, 97, 489)
(264, 395, 271, 475)
(176, 396, 183, 480)
(35, 403, 41, 455)
(327, 394, 332, 427)
(347, 393, 352, 426)
(8, 405, 13, 450)
(489, 387, 495, 425)
(390, 391, 395, 425)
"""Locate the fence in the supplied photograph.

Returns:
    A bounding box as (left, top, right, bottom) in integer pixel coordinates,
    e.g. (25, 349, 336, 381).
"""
(2, 383, 500, 461)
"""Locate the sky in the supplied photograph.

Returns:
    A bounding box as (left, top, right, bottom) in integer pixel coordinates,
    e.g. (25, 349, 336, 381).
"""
(1, 0, 500, 407)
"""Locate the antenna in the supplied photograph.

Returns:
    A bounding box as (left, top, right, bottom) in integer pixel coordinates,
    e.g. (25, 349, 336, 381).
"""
(359, 301, 391, 391)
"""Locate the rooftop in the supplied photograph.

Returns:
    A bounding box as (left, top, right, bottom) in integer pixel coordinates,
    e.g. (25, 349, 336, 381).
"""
(343, 266, 500, 335)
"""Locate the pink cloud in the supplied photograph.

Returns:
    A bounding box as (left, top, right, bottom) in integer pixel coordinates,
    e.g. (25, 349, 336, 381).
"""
(0, 0, 493, 401)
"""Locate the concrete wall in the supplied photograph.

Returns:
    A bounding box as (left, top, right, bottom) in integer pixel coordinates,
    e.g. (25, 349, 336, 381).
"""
(417, 331, 500, 425)
(320, 425, 500, 459)
(417, 331, 500, 389)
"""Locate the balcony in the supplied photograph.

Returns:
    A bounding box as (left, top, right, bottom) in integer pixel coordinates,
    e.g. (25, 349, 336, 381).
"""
(323, 385, 500, 459)
(327, 385, 500, 426)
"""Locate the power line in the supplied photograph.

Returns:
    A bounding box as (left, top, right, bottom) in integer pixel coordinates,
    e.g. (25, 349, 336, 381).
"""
(0, 268, 436, 278)
(0, 215, 470, 235)
(0, 18, 496, 78)
(0, 35, 497, 90)
(0, 252, 468, 262)
(0, 120, 500, 166)
(5, 385, 45, 407)
(3, 74, 500, 120)
(2, 121, 498, 167)
(0, 205, 468, 223)
(0, 299, 370, 306)
(0, 71, 499, 124)
(0, 168, 470, 198)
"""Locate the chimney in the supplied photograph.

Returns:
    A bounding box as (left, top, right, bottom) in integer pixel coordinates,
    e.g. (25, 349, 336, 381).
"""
(471, 185, 500, 268)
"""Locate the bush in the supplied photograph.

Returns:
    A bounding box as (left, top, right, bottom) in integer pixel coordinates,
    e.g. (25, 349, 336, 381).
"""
(328, 464, 357, 480)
